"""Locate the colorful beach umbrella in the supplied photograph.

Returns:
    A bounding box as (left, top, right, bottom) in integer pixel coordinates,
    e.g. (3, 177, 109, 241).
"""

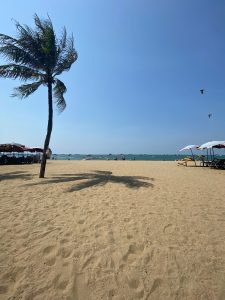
(0, 143, 25, 152)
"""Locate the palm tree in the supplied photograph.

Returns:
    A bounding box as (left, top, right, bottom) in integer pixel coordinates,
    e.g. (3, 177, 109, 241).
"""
(0, 14, 77, 178)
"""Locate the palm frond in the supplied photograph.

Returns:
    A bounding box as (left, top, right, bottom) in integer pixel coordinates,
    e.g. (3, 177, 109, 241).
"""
(0, 33, 18, 45)
(12, 81, 43, 98)
(59, 27, 67, 50)
(54, 35, 78, 76)
(2, 21, 44, 70)
(14, 18, 57, 70)
(34, 14, 53, 33)
(53, 78, 67, 112)
(0, 44, 37, 67)
(0, 64, 44, 81)
(0, 33, 42, 69)
(0, 16, 77, 74)
(33, 14, 57, 70)
(14, 21, 45, 69)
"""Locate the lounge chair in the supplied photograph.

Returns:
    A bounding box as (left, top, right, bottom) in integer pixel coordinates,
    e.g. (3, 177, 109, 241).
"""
(177, 157, 196, 167)
(210, 158, 225, 169)
(199, 155, 212, 167)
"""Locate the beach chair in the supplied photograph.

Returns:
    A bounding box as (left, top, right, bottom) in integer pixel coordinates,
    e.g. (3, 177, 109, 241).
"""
(199, 155, 211, 167)
(177, 157, 196, 167)
(210, 158, 225, 169)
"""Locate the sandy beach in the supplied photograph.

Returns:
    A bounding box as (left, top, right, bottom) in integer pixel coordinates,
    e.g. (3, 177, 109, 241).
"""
(0, 160, 225, 299)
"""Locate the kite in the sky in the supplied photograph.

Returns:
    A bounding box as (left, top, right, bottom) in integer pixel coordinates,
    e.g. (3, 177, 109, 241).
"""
(200, 89, 204, 94)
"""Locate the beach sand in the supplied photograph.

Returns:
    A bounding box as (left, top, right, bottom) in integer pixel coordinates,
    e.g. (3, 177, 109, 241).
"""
(0, 161, 225, 300)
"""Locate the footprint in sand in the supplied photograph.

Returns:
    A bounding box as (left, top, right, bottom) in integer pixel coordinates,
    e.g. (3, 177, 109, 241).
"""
(126, 274, 144, 299)
(43, 245, 55, 255)
(59, 238, 73, 259)
(61, 247, 73, 258)
(123, 243, 144, 262)
(163, 223, 174, 234)
(65, 231, 73, 237)
(127, 277, 139, 289)
(42, 245, 57, 266)
(104, 229, 115, 244)
(45, 257, 56, 266)
(147, 278, 162, 297)
(60, 238, 69, 244)
(53, 274, 69, 291)
(57, 280, 68, 290)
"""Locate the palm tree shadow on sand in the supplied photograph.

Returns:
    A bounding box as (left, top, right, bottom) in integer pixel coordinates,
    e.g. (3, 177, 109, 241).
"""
(0, 171, 34, 181)
(26, 170, 154, 192)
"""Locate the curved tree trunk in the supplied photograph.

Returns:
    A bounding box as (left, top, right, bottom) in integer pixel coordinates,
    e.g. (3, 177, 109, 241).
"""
(39, 80, 53, 178)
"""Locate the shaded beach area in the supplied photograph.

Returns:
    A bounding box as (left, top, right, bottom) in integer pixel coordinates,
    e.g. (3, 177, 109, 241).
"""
(1, 161, 225, 299)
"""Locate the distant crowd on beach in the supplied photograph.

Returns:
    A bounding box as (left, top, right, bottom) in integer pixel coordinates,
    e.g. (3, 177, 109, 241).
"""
(0, 143, 52, 165)
(0, 153, 41, 165)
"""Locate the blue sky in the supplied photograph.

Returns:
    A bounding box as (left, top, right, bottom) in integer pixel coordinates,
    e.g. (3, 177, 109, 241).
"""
(1, 0, 225, 154)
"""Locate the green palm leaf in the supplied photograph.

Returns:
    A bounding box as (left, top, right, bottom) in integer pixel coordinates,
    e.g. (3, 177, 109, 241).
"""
(0, 64, 44, 81)
(12, 81, 44, 98)
(53, 79, 67, 112)
(0, 33, 41, 69)
(54, 35, 78, 76)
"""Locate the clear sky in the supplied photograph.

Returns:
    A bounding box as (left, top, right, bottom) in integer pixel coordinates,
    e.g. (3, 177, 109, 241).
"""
(1, 0, 225, 154)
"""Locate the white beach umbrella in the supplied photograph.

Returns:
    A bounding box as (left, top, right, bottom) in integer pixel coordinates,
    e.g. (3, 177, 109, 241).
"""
(198, 142, 211, 150)
(179, 145, 199, 166)
(179, 145, 199, 152)
(198, 141, 225, 150)
(199, 141, 225, 161)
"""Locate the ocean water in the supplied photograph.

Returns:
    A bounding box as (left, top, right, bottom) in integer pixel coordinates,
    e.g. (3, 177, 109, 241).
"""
(52, 154, 204, 161)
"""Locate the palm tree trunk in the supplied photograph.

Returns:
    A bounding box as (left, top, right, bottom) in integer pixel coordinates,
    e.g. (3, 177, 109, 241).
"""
(39, 80, 53, 178)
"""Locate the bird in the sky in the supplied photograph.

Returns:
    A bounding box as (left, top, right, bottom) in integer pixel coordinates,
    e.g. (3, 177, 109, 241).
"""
(200, 89, 204, 94)
(208, 113, 212, 119)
